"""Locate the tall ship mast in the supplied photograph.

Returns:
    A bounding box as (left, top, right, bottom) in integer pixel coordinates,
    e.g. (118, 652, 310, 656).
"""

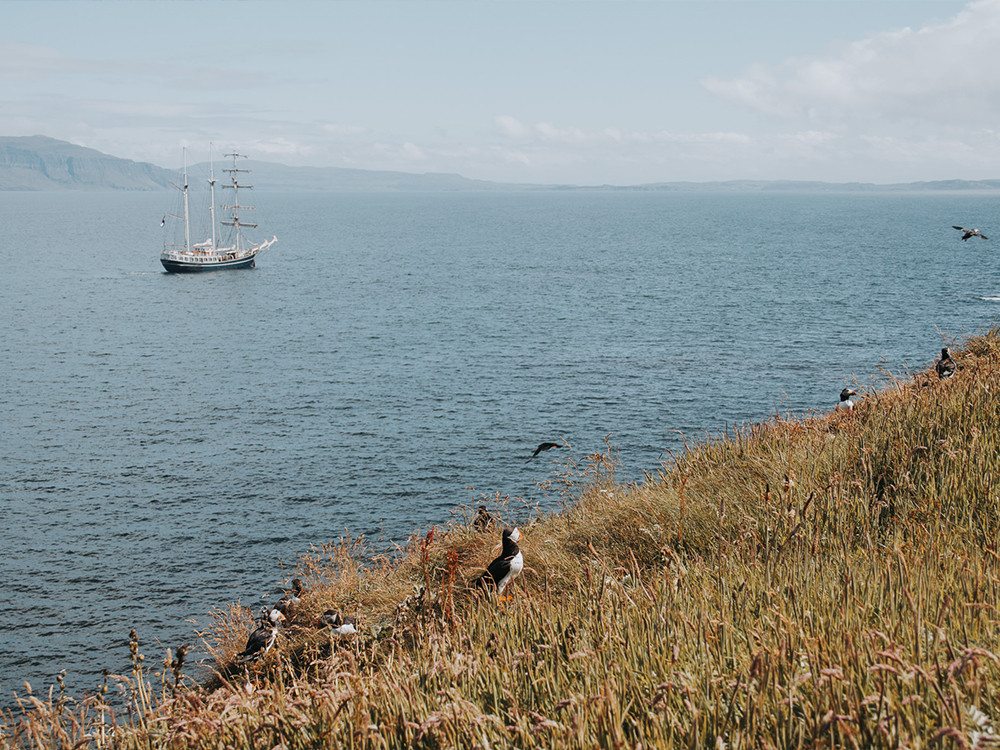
(160, 147, 277, 273)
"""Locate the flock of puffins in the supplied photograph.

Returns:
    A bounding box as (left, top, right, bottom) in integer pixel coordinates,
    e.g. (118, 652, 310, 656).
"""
(236, 339, 962, 665)
(235, 513, 526, 665)
(835, 345, 955, 414)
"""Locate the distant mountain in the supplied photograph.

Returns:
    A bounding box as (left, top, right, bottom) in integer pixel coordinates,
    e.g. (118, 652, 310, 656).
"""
(568, 178, 1000, 192)
(183, 159, 522, 192)
(0, 135, 176, 190)
(0, 135, 519, 192)
(3, 135, 1000, 193)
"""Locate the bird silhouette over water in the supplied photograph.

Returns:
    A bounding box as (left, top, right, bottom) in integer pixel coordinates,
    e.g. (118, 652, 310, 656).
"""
(936, 347, 956, 379)
(954, 226, 988, 241)
(527, 442, 561, 461)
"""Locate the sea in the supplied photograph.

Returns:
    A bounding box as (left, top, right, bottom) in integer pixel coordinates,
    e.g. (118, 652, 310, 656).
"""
(2, 188, 998, 706)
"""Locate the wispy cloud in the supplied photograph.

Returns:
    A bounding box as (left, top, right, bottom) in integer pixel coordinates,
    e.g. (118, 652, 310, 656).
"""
(701, 0, 1000, 129)
(0, 43, 80, 80)
(4, 2, 997, 184)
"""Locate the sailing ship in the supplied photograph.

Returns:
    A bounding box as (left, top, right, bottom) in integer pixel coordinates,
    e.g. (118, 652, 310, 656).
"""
(160, 147, 277, 273)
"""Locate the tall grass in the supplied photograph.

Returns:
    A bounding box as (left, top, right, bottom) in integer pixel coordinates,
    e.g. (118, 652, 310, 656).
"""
(6, 331, 1000, 748)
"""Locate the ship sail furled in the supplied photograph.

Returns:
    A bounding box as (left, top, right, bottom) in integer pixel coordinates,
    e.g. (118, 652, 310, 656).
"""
(160, 147, 277, 273)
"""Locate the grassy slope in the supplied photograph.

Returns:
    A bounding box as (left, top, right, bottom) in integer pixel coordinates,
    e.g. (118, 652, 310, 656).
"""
(6, 331, 1000, 749)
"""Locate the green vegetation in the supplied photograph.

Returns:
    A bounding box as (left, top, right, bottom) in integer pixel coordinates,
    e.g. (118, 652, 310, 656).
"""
(5, 329, 1000, 748)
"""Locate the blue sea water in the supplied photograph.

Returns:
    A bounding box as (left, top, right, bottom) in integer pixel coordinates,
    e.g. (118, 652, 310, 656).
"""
(1, 188, 998, 705)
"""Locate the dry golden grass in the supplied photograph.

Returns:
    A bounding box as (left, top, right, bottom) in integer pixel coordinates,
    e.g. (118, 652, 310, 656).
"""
(6, 330, 1000, 748)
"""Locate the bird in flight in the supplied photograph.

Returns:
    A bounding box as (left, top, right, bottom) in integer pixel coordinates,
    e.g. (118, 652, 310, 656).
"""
(953, 226, 988, 241)
(527, 441, 561, 461)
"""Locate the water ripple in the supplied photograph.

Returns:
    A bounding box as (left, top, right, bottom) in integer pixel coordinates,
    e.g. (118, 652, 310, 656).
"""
(1, 190, 998, 705)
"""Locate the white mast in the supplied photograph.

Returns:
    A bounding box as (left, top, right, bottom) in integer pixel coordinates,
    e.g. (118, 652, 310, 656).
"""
(222, 152, 257, 255)
(208, 143, 217, 251)
(182, 147, 191, 253)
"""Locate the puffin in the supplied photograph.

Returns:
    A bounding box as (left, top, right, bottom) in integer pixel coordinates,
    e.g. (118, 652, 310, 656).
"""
(319, 609, 357, 636)
(936, 347, 956, 379)
(836, 388, 857, 411)
(237, 614, 281, 664)
(473, 505, 493, 532)
(953, 226, 988, 241)
(265, 605, 286, 625)
(527, 442, 561, 461)
(474, 526, 524, 596)
(276, 578, 303, 617)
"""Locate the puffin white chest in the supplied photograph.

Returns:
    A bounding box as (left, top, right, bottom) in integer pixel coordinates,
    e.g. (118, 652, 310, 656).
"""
(498, 550, 524, 594)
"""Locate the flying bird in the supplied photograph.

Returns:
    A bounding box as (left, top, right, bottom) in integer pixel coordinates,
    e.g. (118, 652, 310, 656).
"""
(953, 226, 988, 241)
(836, 388, 857, 412)
(473, 527, 524, 597)
(527, 442, 561, 461)
(936, 347, 956, 379)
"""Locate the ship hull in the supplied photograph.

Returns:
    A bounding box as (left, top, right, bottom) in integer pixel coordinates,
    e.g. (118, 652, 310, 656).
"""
(160, 253, 257, 273)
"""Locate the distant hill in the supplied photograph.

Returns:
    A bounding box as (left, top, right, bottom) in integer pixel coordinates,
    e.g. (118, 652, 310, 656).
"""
(183, 159, 520, 192)
(0, 135, 518, 192)
(3, 135, 1000, 192)
(569, 178, 1000, 192)
(0, 135, 176, 190)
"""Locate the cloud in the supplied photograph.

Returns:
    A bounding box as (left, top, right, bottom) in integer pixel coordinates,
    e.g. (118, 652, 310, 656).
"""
(321, 123, 366, 137)
(0, 43, 77, 81)
(372, 141, 427, 162)
(495, 115, 531, 138)
(479, 117, 766, 182)
(495, 116, 748, 149)
(701, 0, 1000, 130)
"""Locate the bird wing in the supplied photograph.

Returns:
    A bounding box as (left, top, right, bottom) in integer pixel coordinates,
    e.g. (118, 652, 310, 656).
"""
(485, 558, 508, 582)
(530, 442, 558, 458)
(473, 569, 495, 589)
(237, 627, 269, 660)
(937, 359, 956, 378)
(475, 551, 515, 588)
(954, 226, 967, 231)
(243, 629, 265, 651)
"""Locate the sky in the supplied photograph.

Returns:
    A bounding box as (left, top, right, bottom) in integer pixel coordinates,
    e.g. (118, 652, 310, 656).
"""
(3, 0, 999, 185)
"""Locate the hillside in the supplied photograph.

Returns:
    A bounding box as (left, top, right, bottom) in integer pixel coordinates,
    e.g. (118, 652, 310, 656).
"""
(0, 136, 176, 190)
(181, 158, 518, 192)
(0, 136, 514, 192)
(4, 330, 1000, 748)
